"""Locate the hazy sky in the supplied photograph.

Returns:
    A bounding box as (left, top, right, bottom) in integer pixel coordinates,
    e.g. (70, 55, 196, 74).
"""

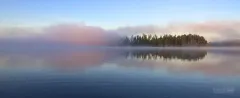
(1, 0, 239, 28)
(0, 0, 240, 44)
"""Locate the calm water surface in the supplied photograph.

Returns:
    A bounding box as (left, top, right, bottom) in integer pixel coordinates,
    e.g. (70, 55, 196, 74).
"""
(0, 48, 240, 98)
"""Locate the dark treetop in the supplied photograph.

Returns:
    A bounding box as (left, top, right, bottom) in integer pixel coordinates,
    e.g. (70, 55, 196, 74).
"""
(121, 34, 208, 46)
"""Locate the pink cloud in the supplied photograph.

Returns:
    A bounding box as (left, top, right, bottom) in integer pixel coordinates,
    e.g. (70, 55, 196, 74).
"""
(0, 20, 240, 45)
(43, 24, 110, 45)
(0, 24, 120, 46)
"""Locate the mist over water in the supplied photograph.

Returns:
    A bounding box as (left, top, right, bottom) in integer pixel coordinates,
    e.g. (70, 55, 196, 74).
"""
(0, 47, 240, 98)
(2, 0, 240, 97)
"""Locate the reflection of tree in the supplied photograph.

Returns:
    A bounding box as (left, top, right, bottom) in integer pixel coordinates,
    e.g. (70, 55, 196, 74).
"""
(125, 50, 207, 61)
(0, 50, 112, 71)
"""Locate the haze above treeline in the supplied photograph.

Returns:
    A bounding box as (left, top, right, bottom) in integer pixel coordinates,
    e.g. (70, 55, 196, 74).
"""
(0, 33, 240, 47)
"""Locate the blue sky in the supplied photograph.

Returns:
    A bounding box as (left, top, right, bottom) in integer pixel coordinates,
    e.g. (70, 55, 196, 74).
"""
(0, 0, 240, 29)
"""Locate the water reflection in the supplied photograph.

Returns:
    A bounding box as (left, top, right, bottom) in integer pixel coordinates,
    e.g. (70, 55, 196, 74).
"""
(0, 50, 116, 71)
(125, 50, 207, 61)
(0, 48, 239, 77)
(115, 49, 240, 76)
(0, 48, 240, 98)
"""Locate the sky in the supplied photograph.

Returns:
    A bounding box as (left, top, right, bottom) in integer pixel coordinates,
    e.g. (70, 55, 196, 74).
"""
(0, 0, 240, 45)
(1, 0, 239, 28)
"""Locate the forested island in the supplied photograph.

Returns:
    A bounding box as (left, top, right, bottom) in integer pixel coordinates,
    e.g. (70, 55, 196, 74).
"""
(121, 34, 208, 46)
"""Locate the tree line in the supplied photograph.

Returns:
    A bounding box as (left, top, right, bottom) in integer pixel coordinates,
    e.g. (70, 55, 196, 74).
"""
(121, 34, 208, 46)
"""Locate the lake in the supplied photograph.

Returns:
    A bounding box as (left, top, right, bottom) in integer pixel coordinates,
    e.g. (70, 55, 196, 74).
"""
(0, 47, 240, 98)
